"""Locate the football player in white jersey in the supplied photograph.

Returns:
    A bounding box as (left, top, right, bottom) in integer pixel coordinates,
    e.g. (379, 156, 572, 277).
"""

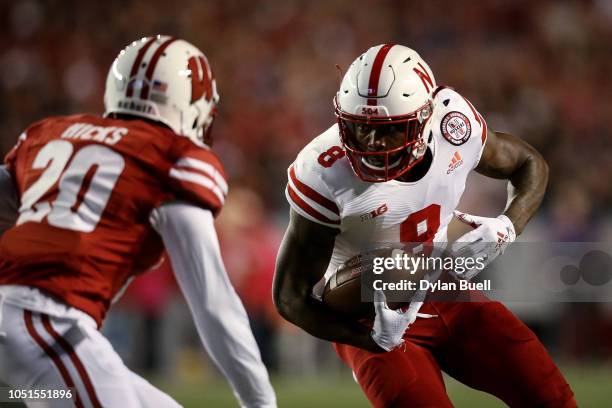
(274, 44, 575, 407)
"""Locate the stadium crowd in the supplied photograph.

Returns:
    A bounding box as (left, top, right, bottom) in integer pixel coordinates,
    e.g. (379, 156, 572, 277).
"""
(1, 0, 611, 377)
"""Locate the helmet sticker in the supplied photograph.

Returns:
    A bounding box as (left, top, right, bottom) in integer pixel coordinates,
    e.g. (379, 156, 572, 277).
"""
(441, 111, 471, 145)
(413, 62, 434, 93)
(188, 55, 214, 103)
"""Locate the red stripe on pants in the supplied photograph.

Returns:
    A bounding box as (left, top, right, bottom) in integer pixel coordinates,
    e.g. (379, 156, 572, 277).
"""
(41, 314, 103, 408)
(24, 310, 84, 408)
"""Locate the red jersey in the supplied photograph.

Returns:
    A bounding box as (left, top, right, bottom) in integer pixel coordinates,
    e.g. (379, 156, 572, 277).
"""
(0, 114, 227, 326)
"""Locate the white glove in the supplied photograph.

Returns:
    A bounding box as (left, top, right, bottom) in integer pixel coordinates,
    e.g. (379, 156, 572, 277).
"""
(371, 290, 422, 351)
(451, 211, 516, 280)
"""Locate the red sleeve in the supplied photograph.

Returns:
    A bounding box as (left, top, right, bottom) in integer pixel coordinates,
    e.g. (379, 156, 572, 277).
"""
(4, 148, 16, 176)
(4, 132, 27, 190)
(165, 141, 228, 216)
(4, 131, 28, 176)
(4, 117, 54, 175)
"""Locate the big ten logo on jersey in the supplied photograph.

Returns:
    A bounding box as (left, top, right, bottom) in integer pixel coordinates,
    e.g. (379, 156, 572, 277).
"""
(360, 203, 388, 222)
(61, 123, 127, 145)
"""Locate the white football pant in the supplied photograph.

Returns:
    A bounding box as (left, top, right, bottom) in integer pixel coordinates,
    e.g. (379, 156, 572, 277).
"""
(0, 287, 182, 408)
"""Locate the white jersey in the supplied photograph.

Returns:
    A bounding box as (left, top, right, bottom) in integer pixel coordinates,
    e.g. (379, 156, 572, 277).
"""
(286, 87, 488, 283)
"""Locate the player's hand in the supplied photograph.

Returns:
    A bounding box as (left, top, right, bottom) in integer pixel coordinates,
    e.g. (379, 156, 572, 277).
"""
(451, 211, 516, 280)
(371, 290, 420, 351)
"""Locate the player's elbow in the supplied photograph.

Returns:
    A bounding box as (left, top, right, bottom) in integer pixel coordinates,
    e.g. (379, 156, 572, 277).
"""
(272, 281, 292, 320)
(525, 144, 549, 188)
(273, 292, 293, 323)
(538, 155, 549, 187)
(272, 276, 305, 325)
(527, 150, 550, 197)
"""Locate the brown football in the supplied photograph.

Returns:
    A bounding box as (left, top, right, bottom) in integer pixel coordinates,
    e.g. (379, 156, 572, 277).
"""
(321, 247, 425, 319)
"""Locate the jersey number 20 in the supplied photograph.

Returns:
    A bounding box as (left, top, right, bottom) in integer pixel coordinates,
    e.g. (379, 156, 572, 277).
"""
(17, 140, 125, 232)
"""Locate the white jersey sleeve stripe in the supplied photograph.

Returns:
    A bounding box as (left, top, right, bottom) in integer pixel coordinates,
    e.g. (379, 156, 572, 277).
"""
(286, 183, 340, 226)
(287, 177, 340, 222)
(175, 157, 228, 194)
(169, 168, 225, 204)
(289, 165, 339, 215)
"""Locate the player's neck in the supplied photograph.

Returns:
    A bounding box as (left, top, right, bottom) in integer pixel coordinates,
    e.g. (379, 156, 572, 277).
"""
(110, 113, 172, 131)
(395, 148, 433, 183)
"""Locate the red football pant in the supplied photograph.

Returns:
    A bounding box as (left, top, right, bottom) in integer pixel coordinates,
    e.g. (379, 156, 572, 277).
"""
(334, 299, 576, 408)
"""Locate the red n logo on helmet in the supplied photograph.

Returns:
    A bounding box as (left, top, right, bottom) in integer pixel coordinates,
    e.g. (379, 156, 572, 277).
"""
(413, 62, 434, 93)
(188, 56, 213, 103)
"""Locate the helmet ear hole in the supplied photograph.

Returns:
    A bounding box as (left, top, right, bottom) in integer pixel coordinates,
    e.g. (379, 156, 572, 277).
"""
(418, 103, 432, 122)
(192, 118, 198, 130)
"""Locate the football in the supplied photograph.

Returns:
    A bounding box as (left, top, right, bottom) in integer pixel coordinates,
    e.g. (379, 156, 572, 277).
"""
(321, 247, 425, 319)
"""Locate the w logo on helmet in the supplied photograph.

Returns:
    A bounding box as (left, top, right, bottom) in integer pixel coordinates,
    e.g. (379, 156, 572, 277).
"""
(188, 56, 214, 103)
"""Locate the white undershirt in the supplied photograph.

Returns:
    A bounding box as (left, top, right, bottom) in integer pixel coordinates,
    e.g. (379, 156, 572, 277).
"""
(150, 202, 276, 408)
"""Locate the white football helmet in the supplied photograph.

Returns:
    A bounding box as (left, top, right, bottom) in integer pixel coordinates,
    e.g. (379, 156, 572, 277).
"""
(335, 44, 436, 182)
(104, 35, 219, 146)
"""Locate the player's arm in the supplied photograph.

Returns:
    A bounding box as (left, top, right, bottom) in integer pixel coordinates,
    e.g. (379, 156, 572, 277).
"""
(150, 202, 276, 408)
(452, 127, 548, 279)
(273, 209, 384, 353)
(475, 129, 549, 235)
(0, 165, 19, 235)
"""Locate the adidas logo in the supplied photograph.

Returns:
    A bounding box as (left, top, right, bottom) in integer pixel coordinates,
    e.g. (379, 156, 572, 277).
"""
(496, 231, 508, 251)
(447, 151, 464, 174)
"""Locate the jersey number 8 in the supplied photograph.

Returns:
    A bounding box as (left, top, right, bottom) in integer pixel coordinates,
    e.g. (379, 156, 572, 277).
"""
(318, 146, 345, 168)
(17, 140, 125, 233)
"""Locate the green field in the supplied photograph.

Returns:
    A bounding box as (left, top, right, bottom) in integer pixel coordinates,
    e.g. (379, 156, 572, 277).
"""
(159, 364, 612, 407)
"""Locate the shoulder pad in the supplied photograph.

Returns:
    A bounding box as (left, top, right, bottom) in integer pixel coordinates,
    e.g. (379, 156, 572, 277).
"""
(431, 87, 488, 168)
(432, 87, 487, 147)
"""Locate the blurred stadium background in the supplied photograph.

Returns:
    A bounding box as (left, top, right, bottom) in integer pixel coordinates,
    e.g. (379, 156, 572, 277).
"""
(1, 0, 611, 406)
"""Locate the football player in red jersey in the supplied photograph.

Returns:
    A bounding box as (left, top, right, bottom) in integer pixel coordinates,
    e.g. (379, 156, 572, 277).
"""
(0, 36, 276, 408)
(274, 44, 576, 407)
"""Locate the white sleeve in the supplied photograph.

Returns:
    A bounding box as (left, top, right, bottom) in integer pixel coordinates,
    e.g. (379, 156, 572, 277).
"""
(433, 88, 488, 169)
(150, 202, 276, 408)
(461, 96, 488, 169)
(285, 158, 341, 228)
(0, 165, 18, 235)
